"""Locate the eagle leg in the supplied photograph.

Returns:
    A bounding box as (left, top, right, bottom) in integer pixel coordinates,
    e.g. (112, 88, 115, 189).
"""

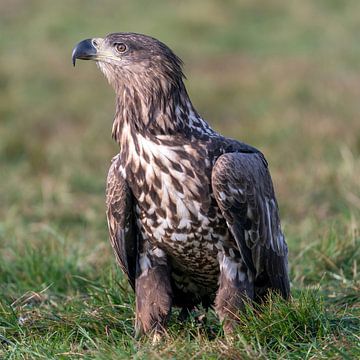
(135, 251, 173, 337)
(215, 253, 254, 334)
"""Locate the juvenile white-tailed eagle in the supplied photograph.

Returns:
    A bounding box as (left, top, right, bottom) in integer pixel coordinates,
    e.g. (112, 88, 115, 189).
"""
(72, 33, 290, 336)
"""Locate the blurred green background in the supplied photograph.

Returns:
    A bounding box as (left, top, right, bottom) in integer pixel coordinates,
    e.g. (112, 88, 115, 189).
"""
(0, 0, 359, 356)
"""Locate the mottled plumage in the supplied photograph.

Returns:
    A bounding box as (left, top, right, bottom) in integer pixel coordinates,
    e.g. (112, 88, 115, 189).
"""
(72, 33, 290, 336)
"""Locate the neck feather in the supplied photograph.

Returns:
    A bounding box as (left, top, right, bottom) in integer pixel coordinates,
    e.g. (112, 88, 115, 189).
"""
(111, 76, 214, 142)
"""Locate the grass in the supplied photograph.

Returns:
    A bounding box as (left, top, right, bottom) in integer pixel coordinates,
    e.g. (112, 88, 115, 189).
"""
(0, 0, 359, 358)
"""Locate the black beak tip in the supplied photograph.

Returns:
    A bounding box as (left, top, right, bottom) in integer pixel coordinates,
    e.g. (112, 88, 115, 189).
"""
(72, 49, 77, 67)
(72, 38, 97, 67)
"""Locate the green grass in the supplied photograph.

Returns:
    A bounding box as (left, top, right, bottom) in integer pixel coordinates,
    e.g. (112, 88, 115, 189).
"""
(1, 0, 359, 358)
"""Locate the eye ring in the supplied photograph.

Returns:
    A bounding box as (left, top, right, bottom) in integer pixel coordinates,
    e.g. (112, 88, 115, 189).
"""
(114, 43, 127, 53)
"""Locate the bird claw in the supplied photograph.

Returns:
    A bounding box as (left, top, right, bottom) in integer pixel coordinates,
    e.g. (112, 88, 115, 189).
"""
(152, 332, 162, 345)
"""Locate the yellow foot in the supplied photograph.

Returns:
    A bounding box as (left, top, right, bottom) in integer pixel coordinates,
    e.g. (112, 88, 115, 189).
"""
(152, 332, 162, 345)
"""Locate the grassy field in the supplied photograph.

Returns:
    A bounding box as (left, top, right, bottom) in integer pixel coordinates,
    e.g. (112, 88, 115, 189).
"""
(0, 0, 359, 358)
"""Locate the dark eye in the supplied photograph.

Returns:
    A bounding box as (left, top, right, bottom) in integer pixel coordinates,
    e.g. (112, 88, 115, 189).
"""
(114, 43, 127, 53)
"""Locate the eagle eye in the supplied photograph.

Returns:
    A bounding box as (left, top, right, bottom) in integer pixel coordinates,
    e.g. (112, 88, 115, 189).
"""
(114, 43, 127, 53)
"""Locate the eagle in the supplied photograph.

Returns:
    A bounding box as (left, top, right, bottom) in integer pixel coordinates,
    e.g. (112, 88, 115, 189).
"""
(72, 33, 290, 337)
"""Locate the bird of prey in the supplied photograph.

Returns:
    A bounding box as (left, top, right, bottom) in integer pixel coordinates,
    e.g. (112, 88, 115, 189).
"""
(72, 33, 290, 336)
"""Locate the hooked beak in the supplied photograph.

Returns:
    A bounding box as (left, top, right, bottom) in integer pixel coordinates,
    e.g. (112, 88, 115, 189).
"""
(72, 39, 97, 66)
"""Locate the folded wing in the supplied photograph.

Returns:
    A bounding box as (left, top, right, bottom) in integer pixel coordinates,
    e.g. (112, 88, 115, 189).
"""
(106, 155, 138, 289)
(212, 151, 290, 299)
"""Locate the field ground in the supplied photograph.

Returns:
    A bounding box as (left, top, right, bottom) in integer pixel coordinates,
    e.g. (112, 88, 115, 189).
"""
(0, 0, 359, 358)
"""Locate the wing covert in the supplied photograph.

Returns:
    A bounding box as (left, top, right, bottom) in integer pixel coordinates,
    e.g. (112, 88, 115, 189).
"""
(212, 151, 290, 298)
(106, 155, 138, 289)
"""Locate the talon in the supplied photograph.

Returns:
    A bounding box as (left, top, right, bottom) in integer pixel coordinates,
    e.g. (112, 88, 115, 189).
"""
(152, 332, 162, 345)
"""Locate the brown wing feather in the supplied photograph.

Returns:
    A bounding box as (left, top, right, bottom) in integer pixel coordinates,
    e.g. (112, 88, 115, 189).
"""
(212, 152, 290, 299)
(106, 155, 138, 289)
